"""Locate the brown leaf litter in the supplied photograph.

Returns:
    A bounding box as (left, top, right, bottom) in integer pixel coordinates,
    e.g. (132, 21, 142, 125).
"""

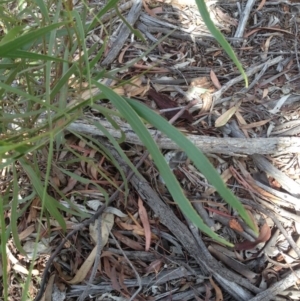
(6, 0, 300, 300)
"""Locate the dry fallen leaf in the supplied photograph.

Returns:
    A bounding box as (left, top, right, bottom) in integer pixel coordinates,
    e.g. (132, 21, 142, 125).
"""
(235, 223, 271, 251)
(145, 259, 163, 274)
(254, 0, 267, 12)
(61, 168, 81, 194)
(204, 168, 232, 196)
(67, 245, 97, 284)
(89, 212, 114, 245)
(215, 102, 241, 128)
(112, 231, 144, 251)
(138, 197, 151, 251)
(210, 69, 221, 89)
(209, 276, 223, 301)
(229, 219, 243, 232)
(43, 273, 55, 301)
(68, 213, 114, 284)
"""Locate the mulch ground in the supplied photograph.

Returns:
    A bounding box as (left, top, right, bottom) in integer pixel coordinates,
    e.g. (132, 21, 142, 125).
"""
(7, 0, 300, 300)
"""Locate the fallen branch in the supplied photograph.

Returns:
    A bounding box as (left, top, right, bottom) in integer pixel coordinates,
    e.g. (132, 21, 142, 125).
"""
(67, 117, 300, 156)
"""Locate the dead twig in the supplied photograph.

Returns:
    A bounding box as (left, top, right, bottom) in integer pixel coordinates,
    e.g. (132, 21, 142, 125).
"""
(66, 118, 300, 156)
(233, 0, 256, 45)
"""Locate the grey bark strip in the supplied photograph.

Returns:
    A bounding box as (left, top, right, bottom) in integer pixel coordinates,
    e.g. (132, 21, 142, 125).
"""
(101, 0, 142, 66)
(67, 118, 300, 155)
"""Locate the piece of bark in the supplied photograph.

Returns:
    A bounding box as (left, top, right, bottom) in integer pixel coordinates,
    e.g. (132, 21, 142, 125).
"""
(101, 0, 142, 66)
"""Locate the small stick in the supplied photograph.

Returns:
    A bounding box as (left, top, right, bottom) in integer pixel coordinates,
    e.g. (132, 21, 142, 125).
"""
(233, 0, 256, 45)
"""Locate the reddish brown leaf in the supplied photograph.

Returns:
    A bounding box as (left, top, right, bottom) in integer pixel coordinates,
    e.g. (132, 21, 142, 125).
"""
(103, 256, 111, 278)
(229, 219, 243, 232)
(62, 168, 81, 194)
(119, 265, 130, 294)
(112, 231, 144, 251)
(111, 266, 121, 292)
(138, 197, 151, 251)
(234, 240, 259, 251)
(204, 283, 212, 301)
(210, 69, 221, 89)
(209, 276, 223, 301)
(148, 89, 193, 122)
(145, 259, 163, 274)
(235, 222, 271, 250)
(258, 223, 271, 242)
(203, 207, 231, 218)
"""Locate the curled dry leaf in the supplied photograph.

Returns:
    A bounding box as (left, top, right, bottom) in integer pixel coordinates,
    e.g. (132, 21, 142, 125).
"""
(200, 91, 213, 113)
(209, 276, 223, 301)
(235, 223, 271, 251)
(113, 77, 149, 98)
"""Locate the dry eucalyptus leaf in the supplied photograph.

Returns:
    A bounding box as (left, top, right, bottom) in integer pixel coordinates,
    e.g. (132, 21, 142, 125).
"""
(89, 213, 114, 245)
(67, 246, 97, 284)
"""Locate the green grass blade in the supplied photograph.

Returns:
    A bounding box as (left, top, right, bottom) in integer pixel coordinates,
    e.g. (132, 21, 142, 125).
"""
(87, 0, 120, 32)
(0, 25, 24, 45)
(126, 98, 257, 233)
(6, 50, 68, 62)
(195, 0, 248, 87)
(0, 23, 64, 57)
(96, 83, 234, 246)
(35, 0, 50, 23)
(19, 158, 66, 231)
(0, 195, 8, 301)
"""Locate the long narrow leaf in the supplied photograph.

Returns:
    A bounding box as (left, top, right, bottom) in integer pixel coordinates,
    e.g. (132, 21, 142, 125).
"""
(195, 0, 248, 87)
(126, 98, 257, 233)
(97, 82, 234, 247)
(0, 23, 64, 56)
(19, 159, 66, 231)
(0, 195, 8, 301)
